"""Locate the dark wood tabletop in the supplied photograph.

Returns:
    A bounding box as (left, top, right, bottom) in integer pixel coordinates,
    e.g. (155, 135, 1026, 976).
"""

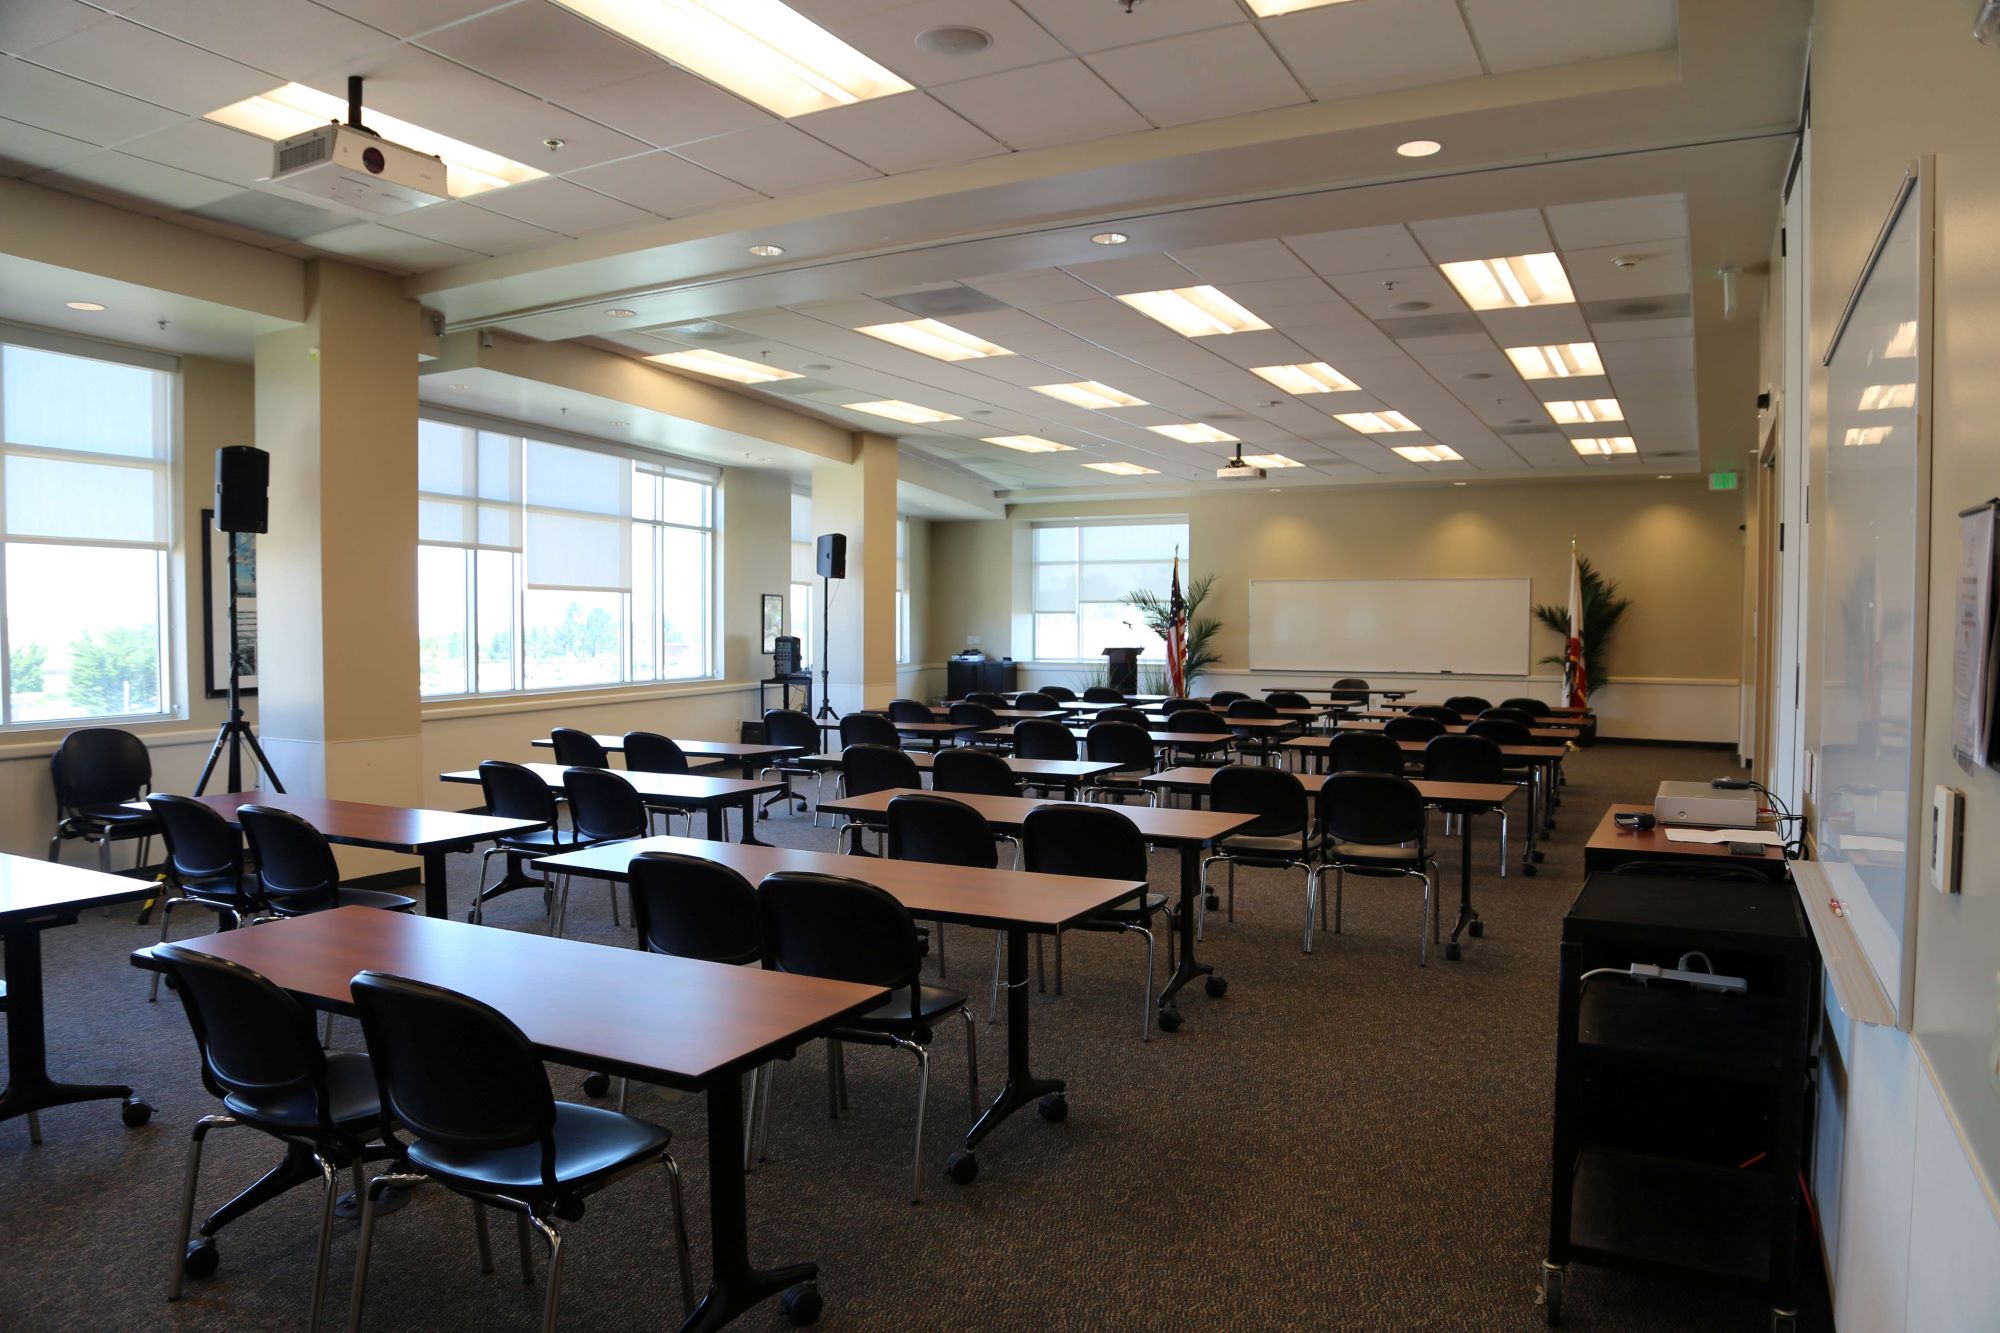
(131, 907, 886, 1089)
(897, 705, 1065, 721)
(534, 835, 1147, 932)
(0, 854, 155, 924)
(1139, 766, 1518, 808)
(1340, 718, 1579, 740)
(1383, 701, 1593, 719)
(794, 752, 1119, 780)
(529, 735, 799, 763)
(171, 792, 546, 853)
(817, 788, 1254, 847)
(440, 762, 784, 805)
(978, 724, 1233, 748)
(1282, 736, 1569, 761)
(1584, 802, 1787, 870)
(893, 720, 982, 736)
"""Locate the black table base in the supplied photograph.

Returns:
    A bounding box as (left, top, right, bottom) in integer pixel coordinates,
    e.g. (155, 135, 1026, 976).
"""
(2, 914, 150, 1140)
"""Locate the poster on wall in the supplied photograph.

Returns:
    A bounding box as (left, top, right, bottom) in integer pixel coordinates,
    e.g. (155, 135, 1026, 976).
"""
(201, 508, 258, 698)
(1952, 499, 1999, 766)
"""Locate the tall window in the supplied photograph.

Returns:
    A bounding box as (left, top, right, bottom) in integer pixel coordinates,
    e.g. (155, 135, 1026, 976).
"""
(418, 418, 715, 698)
(896, 516, 910, 665)
(1030, 519, 1187, 662)
(0, 340, 171, 724)
(788, 491, 813, 667)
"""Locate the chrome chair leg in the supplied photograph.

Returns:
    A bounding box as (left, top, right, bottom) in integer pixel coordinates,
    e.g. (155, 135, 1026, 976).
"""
(1124, 922, 1155, 1041)
(150, 893, 179, 1001)
(345, 1170, 427, 1333)
(168, 1114, 238, 1300)
(986, 932, 1004, 1024)
(755, 1058, 776, 1162)
(660, 1152, 695, 1315)
(307, 1155, 344, 1333)
(959, 1005, 979, 1114)
(1499, 809, 1510, 876)
(472, 1200, 493, 1274)
(1302, 871, 1318, 953)
(1419, 871, 1434, 967)
(529, 1215, 566, 1333)
(895, 1035, 930, 1205)
(514, 1209, 534, 1283)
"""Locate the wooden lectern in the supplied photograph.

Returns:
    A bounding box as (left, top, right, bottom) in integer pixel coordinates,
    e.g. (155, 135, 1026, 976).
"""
(1101, 646, 1141, 695)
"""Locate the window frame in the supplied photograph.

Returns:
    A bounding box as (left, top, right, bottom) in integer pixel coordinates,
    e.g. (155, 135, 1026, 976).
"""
(1028, 516, 1188, 664)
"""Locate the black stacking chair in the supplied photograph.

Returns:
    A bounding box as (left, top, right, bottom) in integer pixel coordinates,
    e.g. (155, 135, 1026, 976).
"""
(1013, 691, 1060, 712)
(1209, 690, 1249, 706)
(1473, 706, 1531, 727)
(1408, 705, 1463, 724)
(888, 698, 944, 751)
(347, 972, 693, 1331)
(1328, 729, 1408, 776)
(1424, 734, 1515, 876)
(1309, 772, 1437, 963)
(1096, 706, 1151, 727)
(946, 701, 1003, 750)
(887, 792, 1002, 975)
(1500, 696, 1552, 717)
(1226, 697, 1285, 764)
(548, 727, 609, 767)
(144, 795, 266, 1000)
(1021, 804, 1165, 1040)
(555, 768, 647, 936)
(1384, 715, 1447, 742)
(1330, 677, 1371, 705)
(840, 743, 922, 855)
(1268, 691, 1312, 709)
(1082, 686, 1126, 703)
(470, 761, 564, 928)
(155, 945, 391, 1331)
(1164, 708, 1232, 768)
(1467, 718, 1531, 746)
(1158, 696, 1202, 715)
(756, 873, 976, 1203)
(1012, 718, 1078, 761)
(620, 731, 699, 836)
(237, 806, 417, 919)
(49, 727, 158, 876)
(759, 709, 825, 821)
(1038, 684, 1077, 702)
(932, 747, 1021, 798)
(963, 691, 1008, 708)
(1442, 695, 1492, 715)
(839, 711, 900, 749)
(1201, 765, 1312, 939)
(1083, 720, 1159, 806)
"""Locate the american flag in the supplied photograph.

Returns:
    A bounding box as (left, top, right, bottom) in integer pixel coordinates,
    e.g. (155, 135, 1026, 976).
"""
(1166, 548, 1187, 698)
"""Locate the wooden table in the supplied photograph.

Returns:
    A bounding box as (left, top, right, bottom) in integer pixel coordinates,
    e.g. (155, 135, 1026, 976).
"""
(816, 790, 1254, 1031)
(889, 705, 1065, 722)
(1342, 717, 1580, 740)
(441, 763, 785, 846)
(1583, 803, 1789, 879)
(529, 735, 801, 777)
(132, 908, 884, 1332)
(536, 836, 1144, 1179)
(169, 793, 546, 920)
(1, 855, 155, 1140)
(790, 751, 1119, 797)
(891, 720, 982, 750)
(1262, 684, 1409, 700)
(977, 724, 1234, 757)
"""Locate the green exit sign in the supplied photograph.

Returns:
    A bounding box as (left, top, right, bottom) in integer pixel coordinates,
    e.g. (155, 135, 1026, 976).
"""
(1709, 470, 1740, 492)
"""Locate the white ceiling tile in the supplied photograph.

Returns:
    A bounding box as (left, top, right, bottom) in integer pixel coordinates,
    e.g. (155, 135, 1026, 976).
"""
(671, 123, 876, 195)
(1116, 339, 1240, 378)
(418, 3, 664, 100)
(1086, 23, 1307, 127)
(823, 0, 1073, 86)
(120, 118, 270, 184)
(1475, 303, 1592, 344)
(1013, 0, 1244, 53)
(1462, 0, 1676, 75)
(1546, 193, 1688, 250)
(794, 91, 1005, 174)
(31, 17, 276, 116)
(301, 220, 484, 271)
(1261, 0, 1481, 100)
(1200, 329, 1312, 368)
(1407, 209, 1552, 264)
(1284, 224, 1430, 275)
(962, 266, 1104, 307)
(385, 200, 561, 254)
(1565, 241, 1690, 300)
(553, 66, 773, 149)
(118, 0, 397, 80)
(1588, 314, 1691, 343)
(1, 0, 115, 56)
(38, 150, 241, 211)
(786, 0, 917, 21)
(931, 58, 1150, 149)
(1286, 321, 1401, 361)
(1324, 265, 1467, 319)
(1059, 252, 1199, 295)
(1034, 297, 1172, 340)
(474, 175, 652, 235)
(1224, 276, 1351, 321)
(310, 0, 509, 39)
(1167, 239, 1314, 284)
(0, 57, 183, 145)
(1599, 337, 1695, 374)
(564, 151, 758, 216)
(0, 114, 99, 173)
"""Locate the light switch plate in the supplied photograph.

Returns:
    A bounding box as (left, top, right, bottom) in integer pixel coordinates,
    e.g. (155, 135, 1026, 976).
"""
(1932, 784, 1964, 894)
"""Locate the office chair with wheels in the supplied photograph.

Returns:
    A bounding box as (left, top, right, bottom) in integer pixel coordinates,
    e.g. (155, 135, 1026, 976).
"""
(756, 872, 976, 1203)
(1037, 684, 1077, 702)
(237, 807, 417, 919)
(1442, 695, 1492, 715)
(1012, 718, 1078, 762)
(762, 709, 826, 822)
(1422, 734, 1514, 876)
(547, 728, 609, 768)
(840, 744, 921, 855)
(469, 762, 564, 928)
(49, 727, 158, 878)
(346, 972, 694, 1333)
(553, 768, 647, 936)
(155, 945, 392, 1332)
(1163, 709, 1232, 769)
(144, 795, 267, 1000)
(1308, 772, 1437, 962)
(1327, 729, 1406, 777)
(1201, 765, 1312, 940)
(1081, 686, 1126, 703)
(1083, 721, 1159, 806)
(1021, 804, 1165, 1040)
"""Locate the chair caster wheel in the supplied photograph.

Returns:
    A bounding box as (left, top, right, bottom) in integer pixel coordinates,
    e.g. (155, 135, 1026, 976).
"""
(1204, 893, 1220, 911)
(1530, 849, 1546, 863)
(1469, 920, 1484, 938)
(183, 1237, 219, 1280)
(1540, 1263, 1564, 1325)
(781, 1281, 823, 1325)
(1446, 943, 1462, 961)
(582, 1072, 611, 1098)
(1204, 975, 1228, 998)
(1157, 1007, 1184, 1033)
(1038, 1093, 1068, 1123)
(121, 1097, 152, 1127)
(1523, 863, 1538, 877)
(945, 1150, 979, 1184)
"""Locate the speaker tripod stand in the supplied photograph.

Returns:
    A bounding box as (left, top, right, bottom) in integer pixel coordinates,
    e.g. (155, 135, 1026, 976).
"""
(813, 573, 838, 722)
(194, 527, 283, 795)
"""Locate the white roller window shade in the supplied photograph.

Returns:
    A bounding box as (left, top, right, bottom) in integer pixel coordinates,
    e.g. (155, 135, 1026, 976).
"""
(525, 438, 632, 592)
(417, 422, 522, 551)
(1, 341, 171, 547)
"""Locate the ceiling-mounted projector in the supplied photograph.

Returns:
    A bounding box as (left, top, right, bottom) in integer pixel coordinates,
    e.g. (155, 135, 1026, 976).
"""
(261, 77, 448, 216)
(1216, 455, 1266, 480)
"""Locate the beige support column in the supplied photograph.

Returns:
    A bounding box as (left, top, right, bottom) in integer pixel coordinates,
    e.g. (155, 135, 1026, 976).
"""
(810, 433, 898, 712)
(251, 261, 420, 842)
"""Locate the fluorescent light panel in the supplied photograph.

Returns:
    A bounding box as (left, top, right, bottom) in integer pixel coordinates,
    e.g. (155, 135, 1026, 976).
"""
(1335, 410, 1420, 434)
(1246, 0, 1353, 14)
(1571, 437, 1638, 456)
(205, 84, 545, 197)
(1116, 285, 1270, 337)
(982, 435, 1073, 454)
(843, 400, 959, 423)
(854, 318, 1013, 361)
(1393, 445, 1462, 463)
(1505, 342, 1603, 379)
(1250, 362, 1360, 394)
(1083, 461, 1158, 476)
(645, 348, 801, 384)
(1148, 423, 1237, 444)
(551, 0, 911, 117)
(1858, 383, 1915, 410)
(1439, 253, 1575, 310)
(1032, 381, 1147, 410)
(1544, 398, 1624, 425)
(1242, 454, 1302, 468)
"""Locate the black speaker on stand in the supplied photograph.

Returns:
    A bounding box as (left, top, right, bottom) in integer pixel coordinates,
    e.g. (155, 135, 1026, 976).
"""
(814, 533, 845, 721)
(195, 446, 284, 796)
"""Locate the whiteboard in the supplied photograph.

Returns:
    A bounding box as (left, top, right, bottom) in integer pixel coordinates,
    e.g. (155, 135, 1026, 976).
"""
(1248, 578, 1532, 675)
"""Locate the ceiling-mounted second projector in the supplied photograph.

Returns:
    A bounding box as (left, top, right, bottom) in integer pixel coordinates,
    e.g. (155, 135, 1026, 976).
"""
(1215, 457, 1267, 480)
(261, 76, 448, 217)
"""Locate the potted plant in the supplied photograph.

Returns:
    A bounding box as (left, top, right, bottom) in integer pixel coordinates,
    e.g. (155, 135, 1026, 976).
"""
(1532, 556, 1630, 696)
(1125, 573, 1223, 694)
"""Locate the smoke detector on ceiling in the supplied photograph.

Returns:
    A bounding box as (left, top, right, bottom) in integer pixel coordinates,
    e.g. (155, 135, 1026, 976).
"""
(916, 26, 991, 55)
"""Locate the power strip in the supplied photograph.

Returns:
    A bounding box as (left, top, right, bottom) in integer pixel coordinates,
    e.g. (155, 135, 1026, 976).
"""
(1629, 962, 1748, 995)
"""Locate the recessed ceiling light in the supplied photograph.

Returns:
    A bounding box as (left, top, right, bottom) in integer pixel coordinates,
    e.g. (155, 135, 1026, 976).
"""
(1505, 342, 1603, 379)
(855, 318, 1012, 361)
(646, 348, 803, 384)
(1032, 381, 1147, 410)
(1090, 231, 1129, 246)
(550, 0, 911, 117)
(983, 435, 1074, 453)
(1461, 371, 1493, 382)
(65, 301, 105, 312)
(1545, 398, 1624, 425)
(915, 25, 991, 55)
(1243, 453, 1303, 468)
(1245, 0, 1351, 14)
(748, 243, 785, 257)
(1391, 300, 1433, 313)
(843, 399, 959, 424)
(606, 308, 638, 318)
(1335, 410, 1421, 434)
(1439, 253, 1575, 310)
(1397, 139, 1442, 157)
(1571, 437, 1638, 456)
(1148, 423, 1238, 444)
(1250, 362, 1360, 394)
(1117, 285, 1270, 337)
(205, 83, 545, 197)
(1393, 444, 1462, 463)
(1082, 461, 1159, 476)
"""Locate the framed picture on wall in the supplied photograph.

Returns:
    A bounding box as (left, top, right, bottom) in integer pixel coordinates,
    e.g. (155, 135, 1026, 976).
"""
(760, 593, 784, 654)
(200, 508, 258, 698)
